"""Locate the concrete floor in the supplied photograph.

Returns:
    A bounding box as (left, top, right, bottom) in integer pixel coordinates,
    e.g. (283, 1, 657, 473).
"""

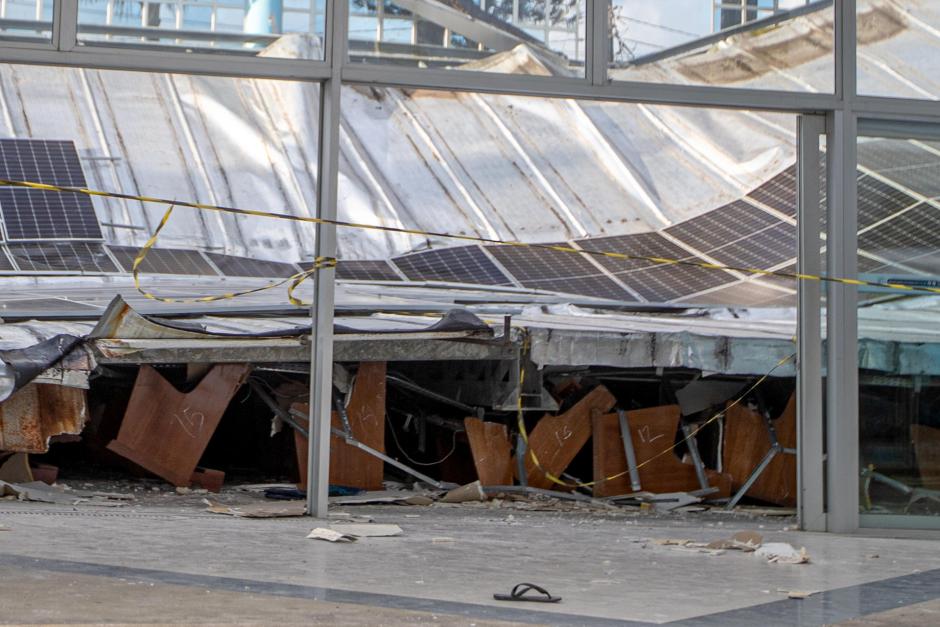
(1, 497, 939, 626)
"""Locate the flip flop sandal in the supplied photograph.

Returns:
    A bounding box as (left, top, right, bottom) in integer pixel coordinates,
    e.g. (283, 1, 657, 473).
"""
(493, 583, 561, 603)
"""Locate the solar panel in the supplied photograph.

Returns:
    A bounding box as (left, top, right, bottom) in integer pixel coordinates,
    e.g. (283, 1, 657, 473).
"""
(0, 139, 102, 240)
(0, 246, 14, 271)
(393, 246, 512, 286)
(665, 200, 779, 253)
(857, 175, 919, 230)
(486, 245, 632, 300)
(858, 140, 940, 199)
(677, 281, 795, 307)
(577, 232, 734, 302)
(335, 259, 402, 281)
(7, 241, 117, 272)
(858, 203, 940, 274)
(747, 166, 796, 216)
(110, 246, 217, 276)
(707, 222, 796, 269)
(205, 253, 298, 278)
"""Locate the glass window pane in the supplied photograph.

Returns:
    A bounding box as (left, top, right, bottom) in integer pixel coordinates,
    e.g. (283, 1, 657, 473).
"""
(347, 1, 586, 76)
(857, 0, 940, 101)
(857, 135, 940, 520)
(0, 61, 319, 306)
(77, 0, 327, 60)
(0, 0, 53, 43)
(610, 1, 834, 94)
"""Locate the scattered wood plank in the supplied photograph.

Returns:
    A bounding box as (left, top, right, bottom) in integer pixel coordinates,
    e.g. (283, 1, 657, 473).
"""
(107, 364, 250, 487)
(723, 393, 797, 506)
(911, 424, 940, 490)
(593, 405, 731, 497)
(294, 361, 386, 491)
(464, 417, 513, 486)
(523, 385, 616, 490)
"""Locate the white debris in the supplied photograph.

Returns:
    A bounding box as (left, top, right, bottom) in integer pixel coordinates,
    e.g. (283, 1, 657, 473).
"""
(755, 542, 810, 564)
(307, 528, 357, 543)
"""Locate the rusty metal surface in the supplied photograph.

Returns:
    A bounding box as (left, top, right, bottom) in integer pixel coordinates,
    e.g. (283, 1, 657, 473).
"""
(0, 383, 88, 453)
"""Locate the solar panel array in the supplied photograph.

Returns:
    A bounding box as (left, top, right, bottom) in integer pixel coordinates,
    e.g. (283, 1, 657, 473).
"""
(1, 136, 939, 308)
(335, 259, 402, 281)
(392, 246, 512, 286)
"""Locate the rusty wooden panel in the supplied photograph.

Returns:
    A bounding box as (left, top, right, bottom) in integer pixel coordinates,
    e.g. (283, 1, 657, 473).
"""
(524, 385, 616, 490)
(464, 417, 513, 486)
(0, 383, 87, 453)
(912, 424, 940, 490)
(723, 393, 797, 506)
(107, 364, 250, 486)
(594, 405, 731, 497)
(294, 361, 386, 491)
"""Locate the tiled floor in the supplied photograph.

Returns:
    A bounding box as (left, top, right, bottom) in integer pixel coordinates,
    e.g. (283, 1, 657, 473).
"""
(1, 501, 939, 625)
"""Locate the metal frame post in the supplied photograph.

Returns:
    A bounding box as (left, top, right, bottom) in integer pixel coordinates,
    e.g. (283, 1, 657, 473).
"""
(306, 0, 347, 518)
(825, 0, 859, 533)
(797, 113, 826, 531)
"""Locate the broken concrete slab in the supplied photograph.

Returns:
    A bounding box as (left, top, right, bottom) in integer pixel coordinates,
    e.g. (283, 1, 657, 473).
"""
(107, 364, 250, 487)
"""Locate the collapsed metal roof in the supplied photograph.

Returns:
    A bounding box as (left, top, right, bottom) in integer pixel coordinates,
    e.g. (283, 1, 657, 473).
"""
(0, 0, 938, 378)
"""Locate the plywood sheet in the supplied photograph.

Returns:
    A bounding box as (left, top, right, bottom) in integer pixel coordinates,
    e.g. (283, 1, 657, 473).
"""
(912, 424, 940, 490)
(593, 405, 730, 497)
(524, 385, 615, 490)
(722, 394, 796, 506)
(464, 417, 512, 486)
(107, 364, 250, 486)
(295, 361, 386, 491)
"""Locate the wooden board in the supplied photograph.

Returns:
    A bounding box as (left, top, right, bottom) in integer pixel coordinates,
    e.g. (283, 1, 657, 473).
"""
(722, 394, 797, 506)
(593, 405, 731, 497)
(107, 364, 250, 486)
(523, 385, 615, 490)
(911, 424, 940, 490)
(294, 361, 386, 491)
(464, 417, 513, 486)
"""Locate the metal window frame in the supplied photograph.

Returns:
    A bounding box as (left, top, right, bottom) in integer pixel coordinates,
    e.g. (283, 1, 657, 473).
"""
(1, 0, 936, 529)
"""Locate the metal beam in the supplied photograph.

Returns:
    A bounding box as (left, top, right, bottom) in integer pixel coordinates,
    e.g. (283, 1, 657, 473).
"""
(306, 0, 347, 519)
(798, 113, 826, 532)
(824, 0, 859, 534)
(391, 0, 529, 52)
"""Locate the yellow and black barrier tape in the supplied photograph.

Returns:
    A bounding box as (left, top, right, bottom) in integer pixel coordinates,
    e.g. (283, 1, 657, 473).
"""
(2, 177, 940, 303)
(131, 204, 335, 304)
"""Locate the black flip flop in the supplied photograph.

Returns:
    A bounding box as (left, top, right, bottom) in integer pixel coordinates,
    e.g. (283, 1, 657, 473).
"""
(493, 583, 561, 603)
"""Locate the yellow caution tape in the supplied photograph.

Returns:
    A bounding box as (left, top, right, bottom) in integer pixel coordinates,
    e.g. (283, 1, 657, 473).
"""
(131, 204, 335, 305)
(515, 347, 796, 491)
(1, 178, 939, 302)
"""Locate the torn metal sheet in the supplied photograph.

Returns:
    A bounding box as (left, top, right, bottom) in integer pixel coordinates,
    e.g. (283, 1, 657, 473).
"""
(0, 383, 87, 454)
(0, 335, 84, 403)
